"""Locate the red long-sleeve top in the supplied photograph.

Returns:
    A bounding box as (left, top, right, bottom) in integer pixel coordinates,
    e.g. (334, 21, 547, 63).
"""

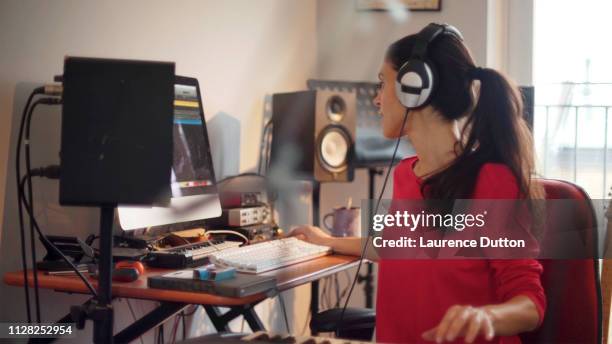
(376, 156, 546, 343)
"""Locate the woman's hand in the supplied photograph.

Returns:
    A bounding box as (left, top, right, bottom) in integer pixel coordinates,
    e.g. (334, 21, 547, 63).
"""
(290, 225, 373, 257)
(422, 305, 495, 343)
(289, 225, 332, 246)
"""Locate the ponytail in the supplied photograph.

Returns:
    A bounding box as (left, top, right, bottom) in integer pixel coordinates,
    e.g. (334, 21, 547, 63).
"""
(421, 67, 542, 200)
(386, 33, 543, 201)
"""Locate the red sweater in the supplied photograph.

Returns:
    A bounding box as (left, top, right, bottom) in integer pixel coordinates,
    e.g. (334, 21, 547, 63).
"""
(376, 156, 546, 343)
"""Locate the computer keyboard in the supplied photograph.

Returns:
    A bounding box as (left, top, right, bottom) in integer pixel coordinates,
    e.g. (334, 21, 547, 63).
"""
(209, 237, 332, 274)
(147, 239, 242, 268)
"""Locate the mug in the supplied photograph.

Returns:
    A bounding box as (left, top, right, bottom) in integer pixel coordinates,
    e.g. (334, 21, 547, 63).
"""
(323, 207, 361, 237)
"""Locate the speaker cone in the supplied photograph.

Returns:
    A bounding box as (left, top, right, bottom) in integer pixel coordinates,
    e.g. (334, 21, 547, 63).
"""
(326, 95, 346, 122)
(318, 126, 350, 172)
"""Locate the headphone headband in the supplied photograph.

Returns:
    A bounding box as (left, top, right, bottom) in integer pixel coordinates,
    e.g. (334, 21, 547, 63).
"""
(395, 23, 464, 109)
(412, 23, 463, 60)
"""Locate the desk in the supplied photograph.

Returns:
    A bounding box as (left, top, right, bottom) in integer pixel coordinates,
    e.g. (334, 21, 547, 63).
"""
(3, 255, 360, 343)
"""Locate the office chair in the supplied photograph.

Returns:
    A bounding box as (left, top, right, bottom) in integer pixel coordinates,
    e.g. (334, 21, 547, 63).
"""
(519, 179, 602, 343)
(310, 179, 602, 343)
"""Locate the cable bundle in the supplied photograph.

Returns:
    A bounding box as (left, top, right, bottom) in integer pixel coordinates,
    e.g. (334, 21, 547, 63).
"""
(15, 85, 98, 324)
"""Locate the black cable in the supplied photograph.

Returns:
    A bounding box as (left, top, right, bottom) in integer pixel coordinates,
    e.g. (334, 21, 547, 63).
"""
(327, 275, 332, 308)
(319, 277, 325, 309)
(334, 273, 340, 308)
(25, 100, 42, 322)
(24, 97, 60, 322)
(278, 292, 290, 334)
(23, 174, 40, 323)
(258, 120, 273, 175)
(180, 305, 199, 317)
(160, 323, 164, 344)
(125, 299, 145, 344)
(181, 310, 186, 340)
(337, 109, 409, 333)
(320, 277, 328, 309)
(216, 172, 266, 185)
(264, 121, 274, 174)
(336, 270, 352, 307)
(19, 174, 98, 297)
(15, 86, 43, 323)
(300, 308, 311, 336)
(261, 120, 278, 235)
(248, 125, 283, 226)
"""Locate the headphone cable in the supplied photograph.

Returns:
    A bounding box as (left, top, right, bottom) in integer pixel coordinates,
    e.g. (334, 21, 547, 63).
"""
(337, 108, 409, 334)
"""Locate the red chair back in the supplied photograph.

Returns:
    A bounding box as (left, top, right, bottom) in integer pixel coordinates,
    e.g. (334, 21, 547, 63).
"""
(519, 179, 602, 343)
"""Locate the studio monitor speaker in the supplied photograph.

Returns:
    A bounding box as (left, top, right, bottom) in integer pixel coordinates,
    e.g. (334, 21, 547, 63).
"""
(270, 90, 355, 182)
(60, 57, 175, 206)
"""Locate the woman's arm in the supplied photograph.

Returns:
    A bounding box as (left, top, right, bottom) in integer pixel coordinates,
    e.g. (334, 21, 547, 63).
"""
(289, 225, 379, 261)
(482, 295, 540, 335)
(421, 295, 540, 343)
(423, 258, 545, 343)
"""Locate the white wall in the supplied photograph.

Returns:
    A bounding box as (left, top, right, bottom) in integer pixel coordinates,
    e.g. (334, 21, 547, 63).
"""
(0, 1, 316, 342)
(315, 0, 489, 82)
(314, 0, 533, 83)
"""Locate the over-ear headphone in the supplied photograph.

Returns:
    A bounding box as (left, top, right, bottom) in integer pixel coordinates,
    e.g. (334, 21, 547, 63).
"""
(395, 23, 464, 109)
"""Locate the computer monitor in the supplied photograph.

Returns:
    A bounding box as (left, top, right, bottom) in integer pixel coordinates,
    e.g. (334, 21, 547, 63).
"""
(117, 76, 222, 230)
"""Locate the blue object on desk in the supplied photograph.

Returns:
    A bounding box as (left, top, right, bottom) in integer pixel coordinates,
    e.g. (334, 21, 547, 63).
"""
(193, 265, 236, 281)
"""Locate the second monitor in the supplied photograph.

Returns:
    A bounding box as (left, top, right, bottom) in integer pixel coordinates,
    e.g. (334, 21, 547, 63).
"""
(117, 75, 221, 230)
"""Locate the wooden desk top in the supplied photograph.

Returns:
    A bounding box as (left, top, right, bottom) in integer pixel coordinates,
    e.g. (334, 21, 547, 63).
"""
(3, 255, 361, 306)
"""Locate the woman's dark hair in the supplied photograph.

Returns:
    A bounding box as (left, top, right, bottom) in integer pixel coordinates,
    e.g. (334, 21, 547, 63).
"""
(386, 33, 544, 201)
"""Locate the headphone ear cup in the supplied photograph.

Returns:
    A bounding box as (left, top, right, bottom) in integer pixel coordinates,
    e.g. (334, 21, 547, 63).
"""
(395, 59, 436, 109)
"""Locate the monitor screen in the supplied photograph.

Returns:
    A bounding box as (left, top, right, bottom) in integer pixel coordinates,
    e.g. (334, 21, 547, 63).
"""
(171, 83, 216, 197)
(117, 76, 221, 230)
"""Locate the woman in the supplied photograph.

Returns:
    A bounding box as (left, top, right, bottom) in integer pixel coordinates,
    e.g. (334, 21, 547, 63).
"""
(291, 23, 546, 343)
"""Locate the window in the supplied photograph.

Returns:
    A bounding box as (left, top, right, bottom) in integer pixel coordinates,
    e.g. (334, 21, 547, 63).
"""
(533, 0, 612, 199)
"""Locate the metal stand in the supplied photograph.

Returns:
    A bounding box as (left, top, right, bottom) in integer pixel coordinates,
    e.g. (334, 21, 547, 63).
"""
(35, 299, 267, 343)
(204, 301, 266, 333)
(95, 206, 114, 343)
(357, 168, 382, 308)
(310, 181, 321, 334)
(114, 302, 266, 341)
(70, 206, 115, 343)
(29, 299, 96, 344)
